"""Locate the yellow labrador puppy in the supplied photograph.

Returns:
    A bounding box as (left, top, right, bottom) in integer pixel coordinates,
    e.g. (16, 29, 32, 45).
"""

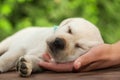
(0, 18, 104, 77)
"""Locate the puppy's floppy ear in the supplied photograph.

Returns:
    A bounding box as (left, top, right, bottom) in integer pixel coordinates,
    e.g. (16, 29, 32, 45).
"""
(59, 18, 73, 27)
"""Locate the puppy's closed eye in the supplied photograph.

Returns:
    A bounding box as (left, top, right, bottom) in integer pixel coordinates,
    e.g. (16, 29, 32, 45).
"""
(68, 26, 72, 34)
(75, 43, 81, 48)
(75, 43, 84, 50)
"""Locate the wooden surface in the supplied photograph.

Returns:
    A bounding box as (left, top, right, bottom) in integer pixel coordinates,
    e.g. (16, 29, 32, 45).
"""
(0, 67, 120, 80)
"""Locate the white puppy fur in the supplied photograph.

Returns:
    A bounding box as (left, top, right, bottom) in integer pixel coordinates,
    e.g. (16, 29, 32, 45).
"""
(0, 18, 104, 77)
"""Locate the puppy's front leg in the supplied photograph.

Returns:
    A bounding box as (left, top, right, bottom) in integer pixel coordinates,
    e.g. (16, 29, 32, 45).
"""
(0, 48, 25, 72)
(16, 55, 44, 77)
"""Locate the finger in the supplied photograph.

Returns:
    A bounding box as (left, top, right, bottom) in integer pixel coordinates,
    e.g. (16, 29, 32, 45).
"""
(73, 44, 112, 71)
(81, 60, 117, 71)
(74, 53, 97, 70)
(73, 47, 102, 70)
(80, 60, 106, 71)
(39, 61, 73, 72)
(42, 53, 51, 62)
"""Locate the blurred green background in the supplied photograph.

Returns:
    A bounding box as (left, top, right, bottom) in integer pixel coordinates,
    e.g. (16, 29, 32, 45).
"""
(0, 0, 120, 43)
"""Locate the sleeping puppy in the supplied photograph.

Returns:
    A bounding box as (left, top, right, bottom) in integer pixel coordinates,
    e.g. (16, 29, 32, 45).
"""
(0, 18, 104, 77)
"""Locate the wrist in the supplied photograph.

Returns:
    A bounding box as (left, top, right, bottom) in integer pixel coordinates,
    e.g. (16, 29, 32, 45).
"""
(110, 41, 120, 60)
(111, 41, 120, 52)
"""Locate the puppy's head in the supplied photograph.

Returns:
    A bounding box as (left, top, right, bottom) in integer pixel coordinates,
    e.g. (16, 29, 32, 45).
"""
(47, 18, 104, 63)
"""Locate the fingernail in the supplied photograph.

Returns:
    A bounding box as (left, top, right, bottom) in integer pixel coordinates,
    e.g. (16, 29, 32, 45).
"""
(75, 61, 81, 70)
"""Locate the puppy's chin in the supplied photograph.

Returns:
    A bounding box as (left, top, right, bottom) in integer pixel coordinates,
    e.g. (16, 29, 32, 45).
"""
(55, 60, 73, 64)
(53, 57, 75, 63)
(48, 52, 76, 63)
(46, 48, 76, 63)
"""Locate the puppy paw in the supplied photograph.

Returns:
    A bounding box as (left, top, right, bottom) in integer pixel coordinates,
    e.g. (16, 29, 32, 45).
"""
(16, 56, 32, 77)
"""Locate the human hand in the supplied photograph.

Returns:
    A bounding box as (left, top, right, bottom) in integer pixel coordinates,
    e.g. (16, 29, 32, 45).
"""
(74, 43, 120, 71)
(39, 42, 120, 72)
(39, 53, 74, 72)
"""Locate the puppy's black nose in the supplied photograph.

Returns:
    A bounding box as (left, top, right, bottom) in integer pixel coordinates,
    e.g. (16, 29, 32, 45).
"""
(53, 38, 65, 50)
(48, 38, 66, 52)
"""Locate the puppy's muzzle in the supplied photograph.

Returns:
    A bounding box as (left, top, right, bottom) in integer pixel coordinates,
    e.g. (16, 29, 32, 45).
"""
(47, 38, 66, 52)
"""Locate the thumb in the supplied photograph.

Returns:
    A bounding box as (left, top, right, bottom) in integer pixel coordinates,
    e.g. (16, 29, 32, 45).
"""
(42, 53, 51, 62)
(73, 47, 101, 70)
